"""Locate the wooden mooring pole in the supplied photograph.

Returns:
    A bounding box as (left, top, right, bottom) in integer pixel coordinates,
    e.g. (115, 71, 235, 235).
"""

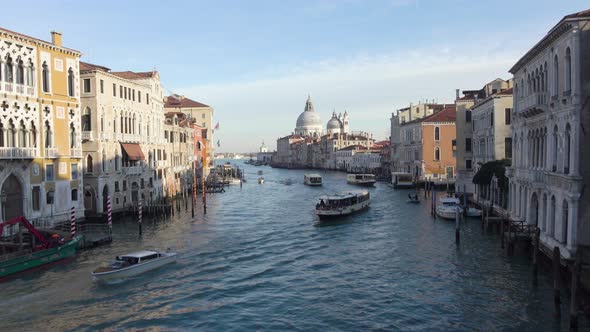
(455, 206, 460, 246)
(553, 246, 561, 317)
(532, 227, 540, 286)
(570, 248, 581, 330)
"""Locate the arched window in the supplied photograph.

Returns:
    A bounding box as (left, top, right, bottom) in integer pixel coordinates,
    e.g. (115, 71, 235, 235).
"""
(101, 151, 107, 172)
(86, 155, 93, 173)
(564, 123, 571, 174)
(82, 107, 91, 131)
(553, 55, 559, 96)
(552, 125, 558, 172)
(29, 122, 37, 148)
(69, 123, 76, 148)
(7, 120, 15, 147)
(0, 121, 4, 147)
(18, 120, 26, 147)
(4, 55, 13, 82)
(67, 67, 75, 97)
(434, 147, 440, 161)
(16, 59, 24, 85)
(562, 200, 569, 244)
(565, 47, 572, 92)
(520, 78, 524, 98)
(26, 59, 34, 87)
(44, 121, 52, 148)
(551, 195, 557, 236)
(434, 127, 440, 141)
(115, 153, 120, 171)
(42, 62, 49, 92)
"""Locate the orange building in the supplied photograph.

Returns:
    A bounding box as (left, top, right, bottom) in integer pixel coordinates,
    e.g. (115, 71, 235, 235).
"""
(399, 105, 457, 180)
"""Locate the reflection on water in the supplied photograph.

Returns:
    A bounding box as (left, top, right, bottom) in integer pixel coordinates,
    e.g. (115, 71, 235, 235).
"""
(0, 162, 586, 331)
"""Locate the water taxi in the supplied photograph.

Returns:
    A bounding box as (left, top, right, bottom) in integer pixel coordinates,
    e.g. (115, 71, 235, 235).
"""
(436, 197, 463, 220)
(391, 172, 414, 189)
(346, 174, 376, 187)
(304, 173, 322, 186)
(315, 191, 370, 219)
(91, 250, 177, 283)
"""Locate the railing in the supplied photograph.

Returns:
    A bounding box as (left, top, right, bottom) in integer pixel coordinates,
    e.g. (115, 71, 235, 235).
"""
(45, 147, 58, 158)
(123, 166, 143, 175)
(15, 84, 24, 94)
(518, 92, 547, 114)
(100, 132, 112, 141)
(81, 131, 94, 141)
(26, 86, 35, 96)
(71, 148, 82, 158)
(4, 82, 13, 93)
(0, 147, 37, 159)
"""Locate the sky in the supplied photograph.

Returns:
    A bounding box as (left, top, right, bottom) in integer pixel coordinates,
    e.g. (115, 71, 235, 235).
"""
(3, 0, 587, 152)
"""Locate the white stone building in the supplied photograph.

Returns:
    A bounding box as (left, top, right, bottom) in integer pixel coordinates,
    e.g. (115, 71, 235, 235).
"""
(507, 9, 590, 259)
(80, 62, 166, 215)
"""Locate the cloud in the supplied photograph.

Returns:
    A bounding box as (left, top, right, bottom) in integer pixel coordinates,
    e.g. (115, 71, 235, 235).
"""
(176, 43, 521, 153)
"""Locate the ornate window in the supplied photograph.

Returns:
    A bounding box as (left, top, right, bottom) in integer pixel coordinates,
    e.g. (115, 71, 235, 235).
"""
(42, 62, 50, 93)
(86, 155, 93, 173)
(4, 55, 13, 82)
(44, 121, 52, 148)
(26, 59, 34, 87)
(70, 123, 76, 148)
(7, 120, 15, 147)
(18, 120, 26, 147)
(565, 47, 572, 93)
(562, 200, 569, 244)
(82, 107, 91, 131)
(553, 55, 559, 96)
(552, 125, 558, 172)
(16, 59, 24, 85)
(564, 123, 571, 174)
(67, 67, 74, 97)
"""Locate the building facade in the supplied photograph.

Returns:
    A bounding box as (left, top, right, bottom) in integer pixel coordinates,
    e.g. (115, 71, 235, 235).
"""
(80, 62, 166, 215)
(0, 29, 83, 223)
(507, 10, 590, 259)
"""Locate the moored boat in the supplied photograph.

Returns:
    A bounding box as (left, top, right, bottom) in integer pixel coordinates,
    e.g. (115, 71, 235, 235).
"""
(315, 191, 370, 219)
(91, 250, 177, 283)
(0, 216, 79, 278)
(436, 197, 463, 220)
(304, 173, 322, 186)
(347, 174, 376, 187)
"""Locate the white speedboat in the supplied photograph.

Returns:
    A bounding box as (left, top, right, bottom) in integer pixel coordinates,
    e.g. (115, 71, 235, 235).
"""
(315, 191, 370, 219)
(228, 178, 242, 185)
(347, 174, 376, 187)
(466, 207, 482, 217)
(91, 250, 177, 283)
(258, 177, 265, 184)
(436, 197, 463, 220)
(304, 173, 323, 186)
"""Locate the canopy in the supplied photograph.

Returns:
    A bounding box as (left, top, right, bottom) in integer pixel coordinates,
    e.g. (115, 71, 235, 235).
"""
(120, 143, 145, 161)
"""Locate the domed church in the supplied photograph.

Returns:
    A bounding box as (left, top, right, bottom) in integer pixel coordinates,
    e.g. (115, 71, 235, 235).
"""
(294, 95, 323, 137)
(326, 110, 350, 136)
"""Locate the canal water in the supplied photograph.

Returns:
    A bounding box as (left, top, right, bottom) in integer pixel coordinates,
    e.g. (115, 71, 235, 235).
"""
(0, 161, 586, 331)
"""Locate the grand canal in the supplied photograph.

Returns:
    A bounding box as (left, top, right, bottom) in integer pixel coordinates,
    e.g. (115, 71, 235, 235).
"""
(0, 162, 586, 331)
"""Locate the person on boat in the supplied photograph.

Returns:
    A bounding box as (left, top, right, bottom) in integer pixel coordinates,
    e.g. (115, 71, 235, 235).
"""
(408, 194, 412, 200)
(319, 200, 326, 208)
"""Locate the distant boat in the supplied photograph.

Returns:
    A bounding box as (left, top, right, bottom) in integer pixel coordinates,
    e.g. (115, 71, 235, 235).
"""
(347, 174, 376, 187)
(315, 191, 370, 219)
(258, 177, 265, 184)
(228, 178, 241, 185)
(91, 250, 177, 283)
(304, 173, 322, 186)
(406, 194, 420, 204)
(284, 178, 293, 185)
(257, 170, 263, 175)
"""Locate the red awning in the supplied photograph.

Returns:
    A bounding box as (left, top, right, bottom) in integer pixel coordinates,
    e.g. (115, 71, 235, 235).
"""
(121, 143, 145, 161)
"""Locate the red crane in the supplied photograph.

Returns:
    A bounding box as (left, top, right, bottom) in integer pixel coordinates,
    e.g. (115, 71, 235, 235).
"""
(0, 216, 51, 250)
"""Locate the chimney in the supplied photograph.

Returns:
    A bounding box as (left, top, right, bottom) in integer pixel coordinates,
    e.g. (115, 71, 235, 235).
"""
(51, 31, 62, 46)
(455, 89, 460, 100)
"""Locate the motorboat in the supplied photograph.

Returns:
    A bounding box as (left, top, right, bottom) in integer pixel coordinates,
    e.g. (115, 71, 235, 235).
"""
(346, 174, 376, 187)
(391, 172, 415, 189)
(304, 173, 322, 186)
(315, 191, 370, 219)
(258, 177, 265, 184)
(91, 250, 177, 283)
(227, 178, 242, 185)
(465, 207, 482, 217)
(436, 197, 463, 220)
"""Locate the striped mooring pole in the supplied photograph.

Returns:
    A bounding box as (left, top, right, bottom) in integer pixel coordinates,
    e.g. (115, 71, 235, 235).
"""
(70, 206, 76, 238)
(138, 199, 143, 236)
(107, 195, 113, 234)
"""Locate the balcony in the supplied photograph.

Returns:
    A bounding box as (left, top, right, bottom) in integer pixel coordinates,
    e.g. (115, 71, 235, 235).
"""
(123, 166, 143, 175)
(81, 131, 94, 141)
(517, 92, 547, 118)
(0, 82, 35, 97)
(99, 132, 112, 141)
(0, 147, 37, 159)
(45, 148, 58, 158)
(71, 148, 82, 158)
(120, 134, 140, 143)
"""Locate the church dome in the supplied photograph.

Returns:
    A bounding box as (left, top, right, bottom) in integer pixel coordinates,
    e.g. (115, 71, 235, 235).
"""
(295, 95, 323, 137)
(327, 112, 342, 130)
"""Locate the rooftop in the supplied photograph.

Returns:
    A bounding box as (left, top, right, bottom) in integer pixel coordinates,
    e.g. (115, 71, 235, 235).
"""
(164, 95, 210, 108)
(111, 71, 156, 80)
(0, 27, 81, 54)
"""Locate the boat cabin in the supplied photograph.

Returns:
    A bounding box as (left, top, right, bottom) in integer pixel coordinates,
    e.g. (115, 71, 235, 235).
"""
(304, 174, 322, 185)
(391, 172, 414, 188)
(317, 191, 370, 209)
(347, 174, 375, 182)
(116, 251, 163, 266)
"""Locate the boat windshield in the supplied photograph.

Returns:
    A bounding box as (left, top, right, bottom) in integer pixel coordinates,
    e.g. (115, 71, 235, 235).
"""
(442, 201, 458, 206)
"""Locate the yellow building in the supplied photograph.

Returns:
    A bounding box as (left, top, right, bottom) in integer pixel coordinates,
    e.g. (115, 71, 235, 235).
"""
(0, 28, 82, 223)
